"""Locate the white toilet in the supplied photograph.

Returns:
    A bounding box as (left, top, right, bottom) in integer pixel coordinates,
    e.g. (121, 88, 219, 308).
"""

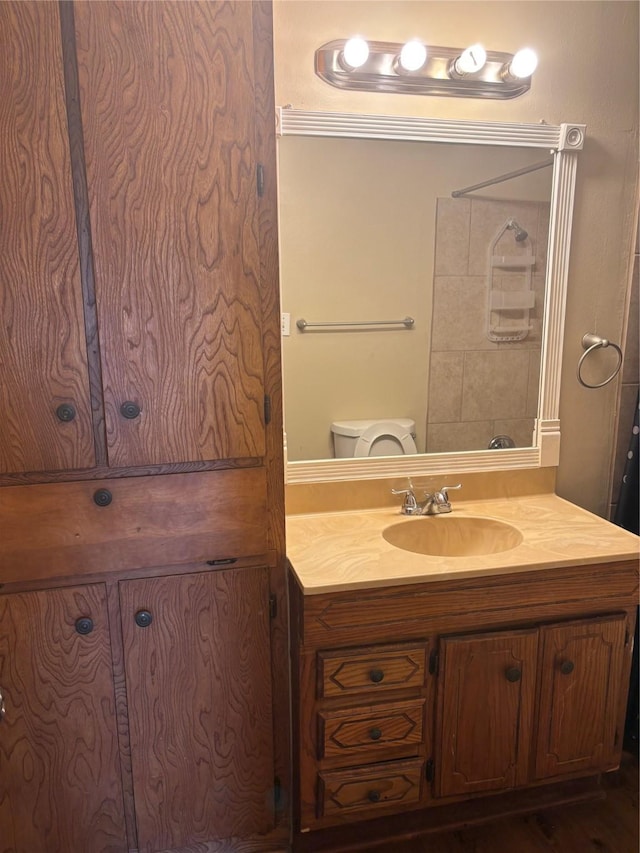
(331, 418, 417, 458)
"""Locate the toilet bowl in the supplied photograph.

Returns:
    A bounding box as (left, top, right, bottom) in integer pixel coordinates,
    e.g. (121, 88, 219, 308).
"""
(331, 419, 417, 458)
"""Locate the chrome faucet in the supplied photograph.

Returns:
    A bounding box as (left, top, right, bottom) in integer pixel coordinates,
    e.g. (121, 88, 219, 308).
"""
(392, 482, 462, 515)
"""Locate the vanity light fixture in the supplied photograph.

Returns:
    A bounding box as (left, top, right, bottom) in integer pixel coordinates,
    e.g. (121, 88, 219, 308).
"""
(316, 39, 537, 98)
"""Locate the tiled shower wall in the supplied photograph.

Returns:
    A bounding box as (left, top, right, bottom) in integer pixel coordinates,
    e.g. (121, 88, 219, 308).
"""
(610, 220, 639, 519)
(426, 197, 550, 452)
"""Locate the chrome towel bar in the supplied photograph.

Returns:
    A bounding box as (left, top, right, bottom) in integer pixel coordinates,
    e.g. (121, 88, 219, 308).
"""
(296, 316, 414, 331)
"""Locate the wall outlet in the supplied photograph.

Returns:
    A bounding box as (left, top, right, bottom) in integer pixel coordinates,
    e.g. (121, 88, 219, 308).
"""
(281, 312, 291, 336)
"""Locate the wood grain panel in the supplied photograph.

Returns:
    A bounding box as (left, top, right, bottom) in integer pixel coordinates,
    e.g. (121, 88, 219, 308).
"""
(0, 584, 126, 852)
(534, 614, 626, 780)
(318, 644, 427, 698)
(0, 467, 267, 583)
(318, 758, 423, 818)
(437, 628, 538, 797)
(0, 2, 94, 475)
(301, 561, 639, 647)
(120, 567, 274, 851)
(75, 1, 266, 467)
(318, 699, 425, 760)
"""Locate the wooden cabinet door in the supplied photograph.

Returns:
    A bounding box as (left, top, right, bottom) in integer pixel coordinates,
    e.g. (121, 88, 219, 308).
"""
(120, 567, 274, 851)
(0, 585, 126, 853)
(0, 2, 94, 476)
(436, 628, 538, 797)
(75, 1, 266, 468)
(535, 614, 627, 779)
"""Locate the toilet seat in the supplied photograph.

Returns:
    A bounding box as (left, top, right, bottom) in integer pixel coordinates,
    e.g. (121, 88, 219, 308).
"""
(353, 422, 417, 457)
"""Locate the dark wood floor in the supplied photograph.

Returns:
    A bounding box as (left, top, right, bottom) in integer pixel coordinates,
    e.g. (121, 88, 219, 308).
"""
(389, 753, 638, 853)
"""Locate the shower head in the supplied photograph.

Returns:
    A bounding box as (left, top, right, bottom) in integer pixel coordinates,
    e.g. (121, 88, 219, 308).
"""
(507, 218, 528, 242)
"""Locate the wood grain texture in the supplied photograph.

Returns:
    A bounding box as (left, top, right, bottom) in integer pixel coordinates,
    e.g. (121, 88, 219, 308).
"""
(300, 561, 639, 647)
(318, 698, 425, 760)
(120, 567, 275, 851)
(0, 467, 268, 583)
(534, 615, 626, 779)
(75, 1, 266, 467)
(318, 758, 424, 818)
(318, 645, 427, 699)
(0, 584, 126, 853)
(251, 1, 290, 827)
(58, 0, 108, 467)
(0, 2, 94, 475)
(437, 628, 538, 797)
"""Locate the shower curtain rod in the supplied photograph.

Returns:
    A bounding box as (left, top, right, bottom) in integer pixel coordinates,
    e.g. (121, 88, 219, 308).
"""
(451, 157, 554, 198)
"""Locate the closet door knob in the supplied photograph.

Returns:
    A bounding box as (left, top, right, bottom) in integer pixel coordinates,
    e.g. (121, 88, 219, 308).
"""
(505, 667, 522, 682)
(560, 660, 575, 675)
(56, 403, 76, 422)
(120, 401, 141, 419)
(93, 488, 112, 507)
(75, 617, 94, 635)
(134, 610, 153, 628)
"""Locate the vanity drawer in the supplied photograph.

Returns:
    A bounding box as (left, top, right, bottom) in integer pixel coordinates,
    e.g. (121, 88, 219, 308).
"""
(318, 698, 425, 760)
(317, 643, 427, 698)
(318, 758, 423, 817)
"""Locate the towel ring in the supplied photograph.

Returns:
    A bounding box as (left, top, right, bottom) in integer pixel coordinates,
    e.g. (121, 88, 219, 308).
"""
(577, 333, 623, 388)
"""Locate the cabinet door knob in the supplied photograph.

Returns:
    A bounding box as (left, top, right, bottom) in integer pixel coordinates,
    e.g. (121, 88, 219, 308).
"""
(75, 617, 94, 635)
(367, 790, 381, 803)
(120, 401, 141, 419)
(0, 687, 5, 723)
(505, 667, 522, 682)
(93, 488, 113, 507)
(369, 727, 383, 741)
(134, 610, 153, 628)
(369, 668, 385, 684)
(560, 660, 575, 675)
(56, 403, 76, 422)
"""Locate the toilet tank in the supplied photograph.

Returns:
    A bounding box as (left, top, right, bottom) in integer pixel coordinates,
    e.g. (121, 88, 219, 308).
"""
(331, 419, 416, 458)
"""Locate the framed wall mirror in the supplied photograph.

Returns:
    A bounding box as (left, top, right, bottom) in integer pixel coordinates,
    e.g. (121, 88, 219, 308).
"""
(276, 109, 585, 484)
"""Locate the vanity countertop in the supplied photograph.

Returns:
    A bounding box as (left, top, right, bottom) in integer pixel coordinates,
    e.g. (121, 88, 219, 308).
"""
(286, 493, 639, 595)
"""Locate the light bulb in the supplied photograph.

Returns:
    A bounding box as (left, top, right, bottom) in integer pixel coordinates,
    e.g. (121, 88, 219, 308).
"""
(399, 40, 427, 72)
(341, 37, 369, 69)
(453, 43, 487, 75)
(509, 47, 538, 79)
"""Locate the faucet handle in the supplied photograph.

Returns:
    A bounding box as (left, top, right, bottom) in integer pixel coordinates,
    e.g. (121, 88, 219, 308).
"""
(440, 484, 462, 501)
(391, 484, 418, 514)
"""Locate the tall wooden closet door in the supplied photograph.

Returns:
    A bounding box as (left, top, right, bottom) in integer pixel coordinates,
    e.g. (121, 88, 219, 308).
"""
(75, 1, 266, 468)
(0, 585, 126, 853)
(0, 2, 94, 476)
(120, 567, 274, 851)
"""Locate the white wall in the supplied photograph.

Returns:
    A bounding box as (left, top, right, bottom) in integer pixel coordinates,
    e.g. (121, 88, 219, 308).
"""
(273, 0, 639, 515)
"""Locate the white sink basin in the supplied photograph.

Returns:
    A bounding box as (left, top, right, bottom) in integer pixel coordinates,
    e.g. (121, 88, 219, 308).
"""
(382, 516, 523, 557)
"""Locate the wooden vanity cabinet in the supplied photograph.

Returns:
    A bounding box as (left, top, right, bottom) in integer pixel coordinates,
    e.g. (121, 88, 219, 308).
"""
(436, 614, 627, 799)
(289, 561, 637, 845)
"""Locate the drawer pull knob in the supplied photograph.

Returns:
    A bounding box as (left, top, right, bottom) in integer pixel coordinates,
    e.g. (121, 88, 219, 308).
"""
(0, 687, 5, 723)
(369, 669, 385, 684)
(560, 660, 575, 675)
(75, 617, 94, 635)
(93, 488, 113, 507)
(56, 403, 76, 422)
(135, 610, 153, 628)
(505, 667, 522, 682)
(120, 401, 141, 419)
(368, 790, 381, 803)
(369, 727, 383, 741)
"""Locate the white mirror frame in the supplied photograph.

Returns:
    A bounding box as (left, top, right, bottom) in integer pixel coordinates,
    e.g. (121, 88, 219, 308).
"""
(277, 107, 586, 484)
